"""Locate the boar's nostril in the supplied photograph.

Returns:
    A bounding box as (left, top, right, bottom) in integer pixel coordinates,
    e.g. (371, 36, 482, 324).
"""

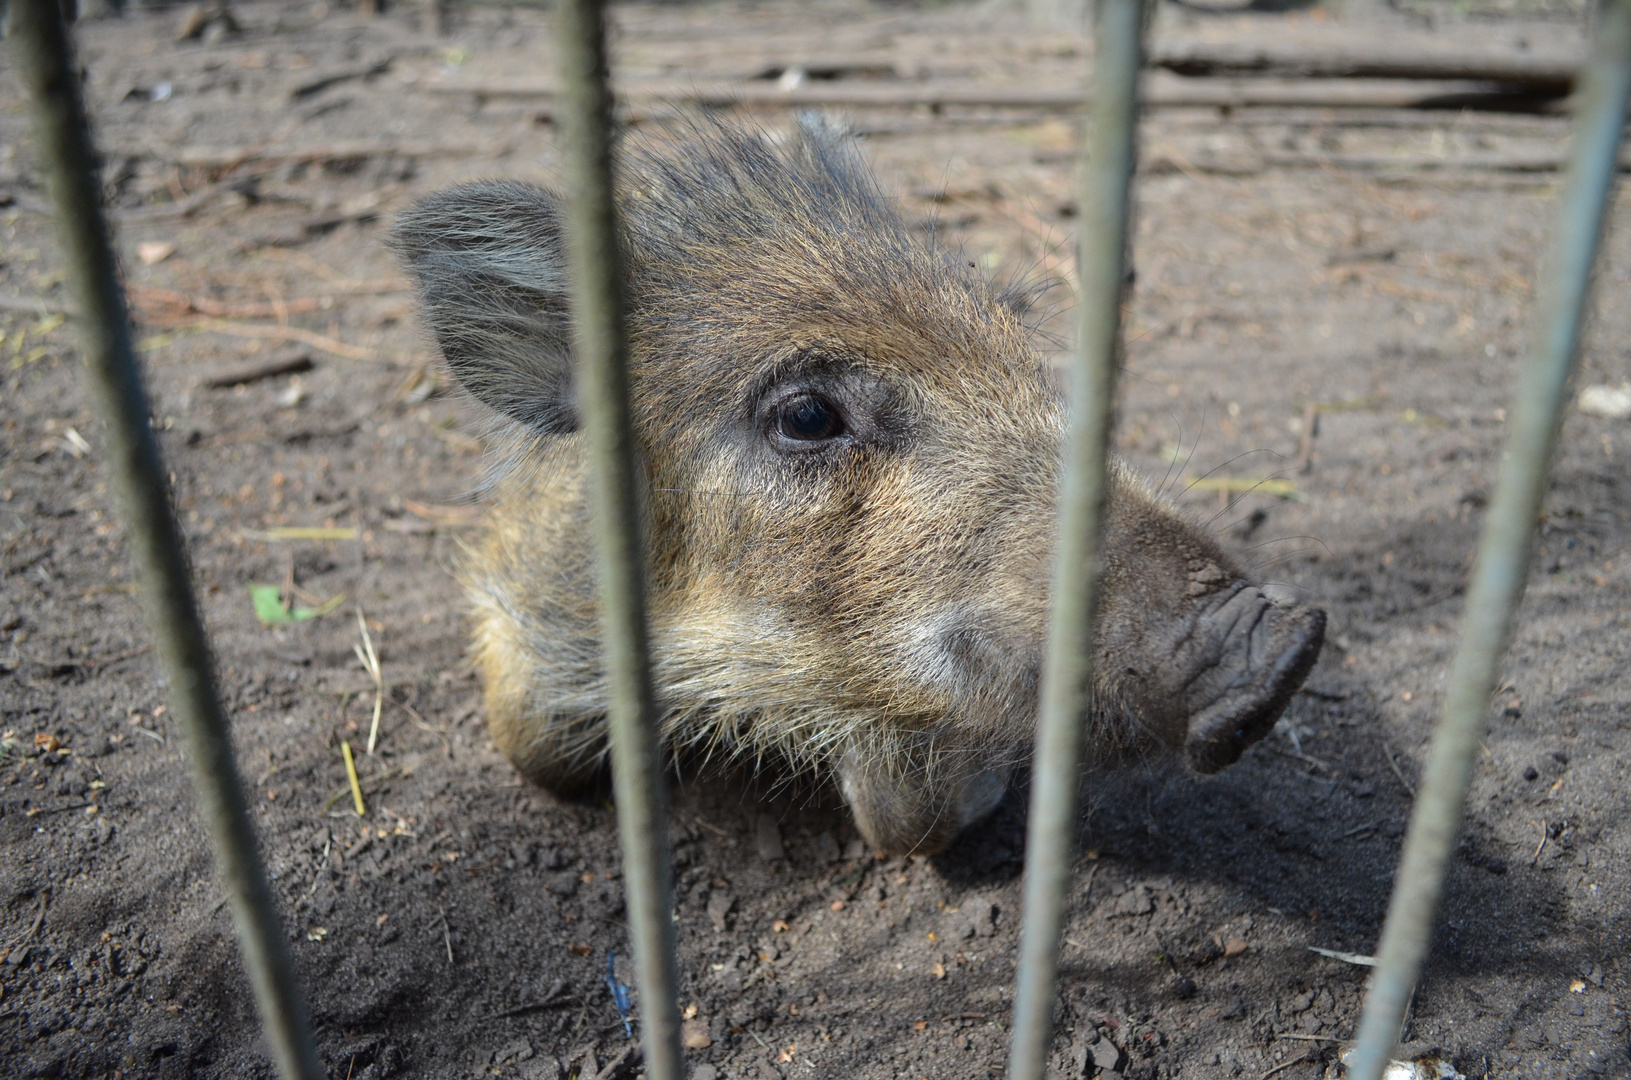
(1261, 582, 1300, 607)
(1183, 602, 1326, 775)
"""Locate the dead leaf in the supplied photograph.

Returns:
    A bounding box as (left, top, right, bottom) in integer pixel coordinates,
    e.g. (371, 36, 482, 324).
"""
(681, 1019, 711, 1049)
(136, 241, 177, 266)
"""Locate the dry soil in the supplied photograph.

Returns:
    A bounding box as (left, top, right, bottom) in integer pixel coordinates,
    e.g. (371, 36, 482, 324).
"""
(2, 3, 1629, 1079)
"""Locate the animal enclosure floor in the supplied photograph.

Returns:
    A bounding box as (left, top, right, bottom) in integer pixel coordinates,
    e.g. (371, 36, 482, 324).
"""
(2, 2, 1629, 1078)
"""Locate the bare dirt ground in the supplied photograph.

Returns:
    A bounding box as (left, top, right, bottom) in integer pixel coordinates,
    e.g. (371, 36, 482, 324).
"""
(3, 2, 1630, 1078)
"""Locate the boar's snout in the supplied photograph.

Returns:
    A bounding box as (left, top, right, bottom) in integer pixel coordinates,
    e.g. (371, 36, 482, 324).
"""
(1180, 587, 1325, 774)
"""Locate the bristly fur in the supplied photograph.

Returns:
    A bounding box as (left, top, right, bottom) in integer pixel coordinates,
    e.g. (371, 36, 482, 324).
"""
(394, 114, 1325, 855)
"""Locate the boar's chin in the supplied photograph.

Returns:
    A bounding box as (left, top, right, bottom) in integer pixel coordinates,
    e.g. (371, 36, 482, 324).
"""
(1180, 590, 1326, 775)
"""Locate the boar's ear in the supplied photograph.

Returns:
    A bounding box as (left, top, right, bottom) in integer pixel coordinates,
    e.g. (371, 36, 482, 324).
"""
(392, 180, 577, 435)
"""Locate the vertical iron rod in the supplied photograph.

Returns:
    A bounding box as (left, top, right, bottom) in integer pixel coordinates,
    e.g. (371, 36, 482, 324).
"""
(554, 3, 683, 1079)
(9, 4, 323, 1080)
(1347, 4, 1631, 1078)
(1008, 2, 1145, 1078)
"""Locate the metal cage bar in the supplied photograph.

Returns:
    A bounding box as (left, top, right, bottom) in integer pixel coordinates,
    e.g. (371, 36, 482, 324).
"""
(554, 3, 685, 1079)
(1347, 3, 1631, 1078)
(1008, 2, 1146, 1078)
(9, 3, 324, 1080)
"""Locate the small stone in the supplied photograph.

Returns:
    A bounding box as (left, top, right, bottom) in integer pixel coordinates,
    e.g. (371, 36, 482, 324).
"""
(176, 1, 239, 41)
(812, 831, 840, 864)
(964, 898, 997, 938)
(518, 1058, 560, 1080)
(1224, 938, 1249, 958)
(543, 871, 579, 899)
(1113, 886, 1153, 917)
(1092, 1039, 1127, 1073)
(706, 891, 735, 932)
(754, 813, 784, 862)
(691, 1066, 719, 1080)
(681, 1019, 712, 1049)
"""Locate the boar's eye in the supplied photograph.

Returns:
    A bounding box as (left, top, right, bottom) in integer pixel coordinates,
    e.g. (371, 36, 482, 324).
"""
(773, 393, 846, 444)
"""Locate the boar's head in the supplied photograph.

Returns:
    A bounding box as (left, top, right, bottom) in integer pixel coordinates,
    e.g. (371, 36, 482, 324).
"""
(394, 116, 1324, 855)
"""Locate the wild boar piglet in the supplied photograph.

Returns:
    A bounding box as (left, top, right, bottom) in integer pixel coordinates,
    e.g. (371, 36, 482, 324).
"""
(394, 117, 1325, 856)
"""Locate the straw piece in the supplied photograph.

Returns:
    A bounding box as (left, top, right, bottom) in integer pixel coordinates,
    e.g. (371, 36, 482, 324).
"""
(341, 741, 366, 817)
(353, 610, 384, 754)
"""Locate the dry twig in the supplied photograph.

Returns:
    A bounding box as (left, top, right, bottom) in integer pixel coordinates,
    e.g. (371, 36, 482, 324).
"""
(1265, 743, 1334, 773)
(436, 905, 454, 965)
(1257, 1052, 1314, 1079)
(1531, 819, 1548, 867)
(131, 284, 333, 321)
(1295, 402, 1319, 474)
(1381, 741, 1418, 799)
(0, 293, 74, 315)
(201, 346, 315, 388)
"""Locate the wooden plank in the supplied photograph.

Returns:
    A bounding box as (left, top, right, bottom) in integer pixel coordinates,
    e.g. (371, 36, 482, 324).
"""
(1151, 40, 1580, 93)
(421, 73, 1552, 113)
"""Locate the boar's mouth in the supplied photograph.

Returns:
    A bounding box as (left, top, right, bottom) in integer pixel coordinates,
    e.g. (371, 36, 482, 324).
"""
(1179, 587, 1326, 775)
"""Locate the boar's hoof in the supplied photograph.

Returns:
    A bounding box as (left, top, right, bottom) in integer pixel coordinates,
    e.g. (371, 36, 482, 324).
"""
(1183, 595, 1325, 775)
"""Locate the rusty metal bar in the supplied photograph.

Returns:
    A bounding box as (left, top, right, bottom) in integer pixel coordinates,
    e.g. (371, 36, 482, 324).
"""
(1007, 1, 1146, 1078)
(554, 2, 683, 1079)
(1347, 3, 1631, 1078)
(8, 4, 323, 1079)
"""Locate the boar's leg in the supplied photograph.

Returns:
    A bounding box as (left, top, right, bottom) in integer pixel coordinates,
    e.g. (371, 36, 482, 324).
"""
(476, 607, 609, 797)
(488, 707, 609, 798)
(836, 736, 1010, 856)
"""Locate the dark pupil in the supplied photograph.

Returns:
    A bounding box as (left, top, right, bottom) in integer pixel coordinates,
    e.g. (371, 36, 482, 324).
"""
(779, 396, 842, 441)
